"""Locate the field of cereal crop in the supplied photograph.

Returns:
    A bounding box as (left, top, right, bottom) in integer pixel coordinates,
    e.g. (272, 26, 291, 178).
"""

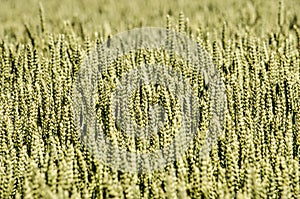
(0, 0, 300, 198)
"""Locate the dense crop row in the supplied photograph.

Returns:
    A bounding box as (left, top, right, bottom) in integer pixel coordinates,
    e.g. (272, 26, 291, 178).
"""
(0, 1, 300, 198)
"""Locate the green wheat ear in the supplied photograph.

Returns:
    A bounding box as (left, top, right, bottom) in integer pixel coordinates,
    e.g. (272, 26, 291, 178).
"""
(39, 2, 45, 34)
(278, 0, 285, 30)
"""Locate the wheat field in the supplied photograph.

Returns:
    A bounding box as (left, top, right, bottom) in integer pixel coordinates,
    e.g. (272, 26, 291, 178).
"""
(0, 0, 300, 198)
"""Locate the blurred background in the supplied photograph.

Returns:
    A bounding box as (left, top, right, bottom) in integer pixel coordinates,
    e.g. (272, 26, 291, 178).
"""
(1, 0, 299, 41)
